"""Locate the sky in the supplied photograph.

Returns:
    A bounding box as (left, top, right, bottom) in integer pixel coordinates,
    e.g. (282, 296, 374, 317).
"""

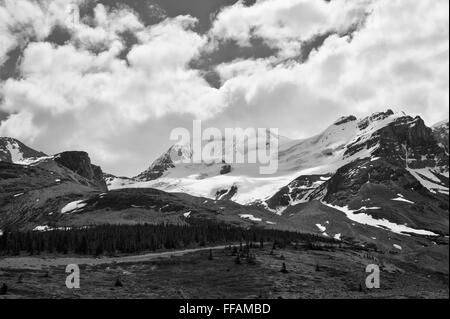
(0, 0, 449, 176)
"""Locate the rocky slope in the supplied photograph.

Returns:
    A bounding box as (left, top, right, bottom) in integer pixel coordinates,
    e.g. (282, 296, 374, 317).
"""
(432, 119, 449, 153)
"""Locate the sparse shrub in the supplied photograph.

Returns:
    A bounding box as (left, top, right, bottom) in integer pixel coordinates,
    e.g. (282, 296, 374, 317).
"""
(280, 262, 288, 274)
(115, 278, 123, 287)
(0, 283, 8, 295)
(208, 249, 213, 261)
(246, 254, 256, 265)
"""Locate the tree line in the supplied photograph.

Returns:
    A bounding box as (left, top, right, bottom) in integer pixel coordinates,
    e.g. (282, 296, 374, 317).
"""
(0, 219, 338, 256)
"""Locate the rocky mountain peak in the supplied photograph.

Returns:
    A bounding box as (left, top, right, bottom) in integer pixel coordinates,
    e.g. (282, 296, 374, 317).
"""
(432, 119, 449, 153)
(53, 151, 107, 191)
(333, 115, 357, 126)
(0, 137, 47, 163)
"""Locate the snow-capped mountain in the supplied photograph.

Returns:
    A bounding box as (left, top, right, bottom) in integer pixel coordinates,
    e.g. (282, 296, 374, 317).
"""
(1, 110, 448, 254)
(110, 110, 449, 207)
(0, 137, 47, 164)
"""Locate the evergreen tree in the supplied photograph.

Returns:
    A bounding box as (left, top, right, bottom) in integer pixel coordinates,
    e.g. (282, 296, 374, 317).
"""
(115, 278, 123, 287)
(0, 283, 7, 295)
(280, 262, 288, 274)
(208, 249, 213, 261)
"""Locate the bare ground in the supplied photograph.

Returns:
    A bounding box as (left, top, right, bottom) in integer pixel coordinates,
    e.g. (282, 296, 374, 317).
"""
(0, 245, 448, 299)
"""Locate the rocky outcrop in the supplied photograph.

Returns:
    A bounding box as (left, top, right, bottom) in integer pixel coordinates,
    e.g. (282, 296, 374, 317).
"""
(265, 174, 330, 211)
(345, 114, 448, 169)
(53, 151, 107, 191)
(334, 115, 357, 126)
(432, 120, 449, 153)
(135, 150, 175, 181)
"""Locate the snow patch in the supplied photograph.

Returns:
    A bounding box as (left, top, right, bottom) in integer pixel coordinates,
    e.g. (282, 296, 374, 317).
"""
(61, 200, 87, 214)
(316, 223, 327, 232)
(323, 202, 438, 236)
(391, 197, 415, 204)
(239, 214, 262, 222)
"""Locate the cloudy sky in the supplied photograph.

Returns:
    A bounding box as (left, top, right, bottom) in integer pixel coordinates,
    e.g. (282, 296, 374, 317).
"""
(0, 0, 448, 176)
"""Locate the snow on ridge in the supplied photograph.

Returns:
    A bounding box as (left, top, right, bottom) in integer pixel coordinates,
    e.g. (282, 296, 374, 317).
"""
(323, 202, 438, 237)
(407, 168, 448, 194)
(391, 197, 415, 204)
(61, 200, 87, 214)
(316, 223, 327, 232)
(239, 214, 262, 222)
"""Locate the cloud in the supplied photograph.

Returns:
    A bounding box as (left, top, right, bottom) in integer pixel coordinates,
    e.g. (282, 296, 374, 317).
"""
(0, 0, 83, 63)
(0, 5, 223, 174)
(210, 0, 370, 58)
(207, 0, 449, 136)
(0, 0, 448, 176)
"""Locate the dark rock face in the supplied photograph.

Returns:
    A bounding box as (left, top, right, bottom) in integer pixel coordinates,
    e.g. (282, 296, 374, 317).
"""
(432, 120, 449, 153)
(311, 157, 449, 235)
(0, 137, 47, 163)
(135, 150, 175, 181)
(345, 115, 448, 169)
(54, 151, 107, 191)
(220, 164, 232, 175)
(334, 115, 357, 126)
(215, 185, 238, 200)
(357, 109, 394, 130)
(265, 175, 330, 211)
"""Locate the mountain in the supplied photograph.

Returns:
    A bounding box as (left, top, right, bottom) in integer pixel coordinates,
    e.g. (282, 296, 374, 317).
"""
(114, 110, 449, 206)
(0, 139, 108, 229)
(432, 119, 449, 153)
(1, 110, 448, 265)
(101, 110, 449, 254)
(0, 137, 47, 163)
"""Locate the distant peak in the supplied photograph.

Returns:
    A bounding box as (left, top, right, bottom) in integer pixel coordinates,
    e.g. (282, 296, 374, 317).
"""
(333, 115, 357, 126)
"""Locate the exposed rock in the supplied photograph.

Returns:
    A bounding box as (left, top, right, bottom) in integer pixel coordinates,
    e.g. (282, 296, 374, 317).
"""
(432, 120, 449, 153)
(0, 137, 47, 163)
(215, 185, 238, 200)
(220, 164, 232, 175)
(334, 115, 357, 126)
(54, 151, 107, 191)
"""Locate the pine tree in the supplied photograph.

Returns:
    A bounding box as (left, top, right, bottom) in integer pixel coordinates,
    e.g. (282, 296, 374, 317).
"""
(115, 278, 123, 287)
(0, 283, 7, 295)
(280, 262, 288, 273)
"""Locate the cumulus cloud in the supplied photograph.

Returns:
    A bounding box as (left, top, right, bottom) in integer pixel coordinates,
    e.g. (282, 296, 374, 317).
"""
(0, 3, 222, 174)
(210, 0, 370, 57)
(0, 0, 83, 63)
(208, 0, 449, 136)
(0, 0, 448, 176)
